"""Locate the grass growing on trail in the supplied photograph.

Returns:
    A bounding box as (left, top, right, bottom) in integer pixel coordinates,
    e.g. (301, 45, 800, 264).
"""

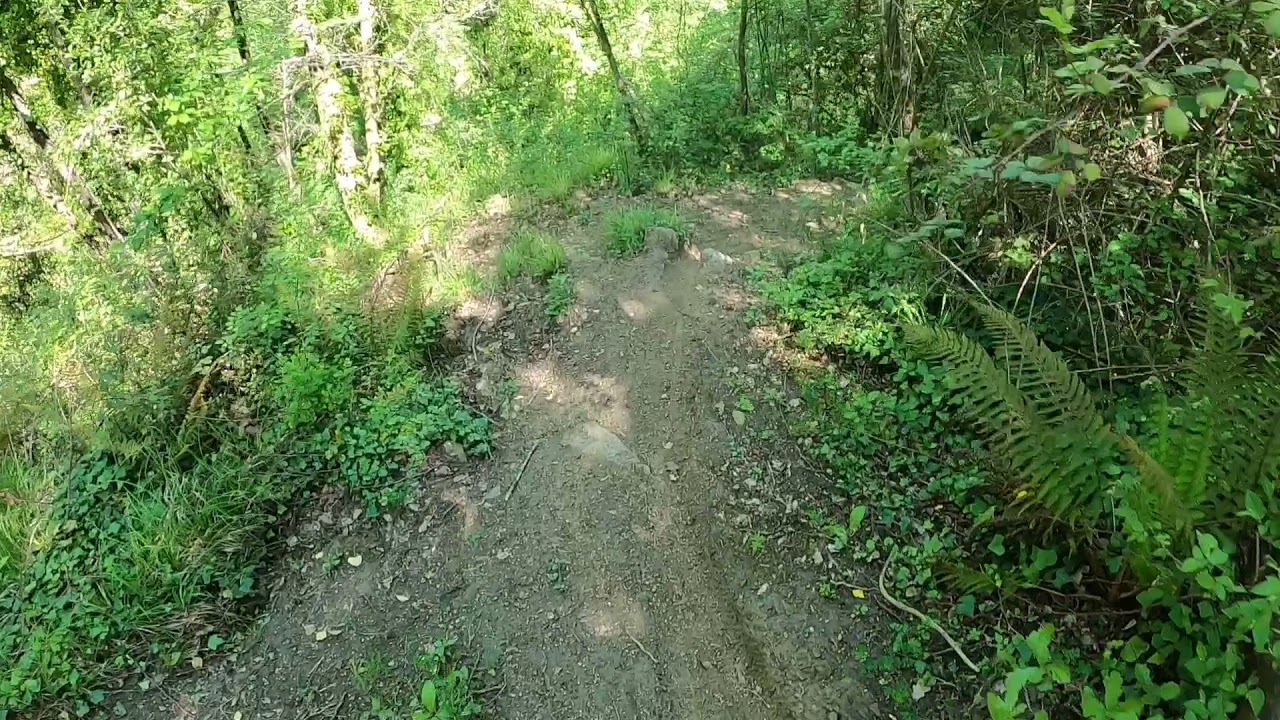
(545, 272, 576, 323)
(498, 230, 569, 285)
(603, 208, 687, 257)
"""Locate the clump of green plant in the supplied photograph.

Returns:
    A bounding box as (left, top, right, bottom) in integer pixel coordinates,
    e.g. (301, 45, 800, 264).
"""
(498, 230, 568, 285)
(603, 207, 686, 257)
(413, 638, 482, 720)
(545, 272, 575, 323)
(906, 298, 1280, 720)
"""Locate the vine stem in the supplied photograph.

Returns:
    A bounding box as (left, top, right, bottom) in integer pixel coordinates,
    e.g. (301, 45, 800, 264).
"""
(878, 550, 982, 674)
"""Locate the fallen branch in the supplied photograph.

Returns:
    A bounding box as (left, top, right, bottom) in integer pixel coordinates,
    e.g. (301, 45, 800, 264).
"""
(878, 551, 981, 673)
(504, 440, 540, 501)
(625, 630, 658, 664)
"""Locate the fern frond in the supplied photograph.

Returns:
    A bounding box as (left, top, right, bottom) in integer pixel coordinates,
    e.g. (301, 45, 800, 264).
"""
(938, 562, 1002, 597)
(1240, 358, 1280, 492)
(904, 321, 1111, 527)
(973, 303, 1106, 433)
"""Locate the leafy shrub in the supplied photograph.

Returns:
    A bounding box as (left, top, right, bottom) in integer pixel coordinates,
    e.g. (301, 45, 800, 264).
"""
(602, 207, 686, 257)
(905, 299, 1280, 719)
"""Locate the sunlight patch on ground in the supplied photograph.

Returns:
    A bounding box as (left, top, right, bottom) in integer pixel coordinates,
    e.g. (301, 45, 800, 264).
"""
(582, 588, 648, 639)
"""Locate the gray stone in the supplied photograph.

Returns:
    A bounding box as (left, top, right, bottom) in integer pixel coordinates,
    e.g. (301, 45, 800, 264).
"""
(442, 441, 468, 463)
(562, 421, 650, 474)
(701, 247, 736, 273)
(644, 226, 682, 253)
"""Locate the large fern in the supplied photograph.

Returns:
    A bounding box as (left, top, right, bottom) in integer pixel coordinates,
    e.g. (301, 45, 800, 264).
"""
(907, 296, 1280, 545)
(904, 307, 1121, 528)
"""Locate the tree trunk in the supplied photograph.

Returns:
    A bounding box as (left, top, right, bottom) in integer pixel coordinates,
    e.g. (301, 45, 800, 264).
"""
(0, 67, 121, 249)
(805, 0, 819, 131)
(292, 0, 381, 242)
(358, 0, 383, 200)
(227, 0, 271, 146)
(737, 0, 751, 115)
(0, 130, 81, 234)
(579, 0, 647, 150)
(877, 0, 915, 135)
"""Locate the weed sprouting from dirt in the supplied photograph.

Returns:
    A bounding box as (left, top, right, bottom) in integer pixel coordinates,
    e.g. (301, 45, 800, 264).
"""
(498, 230, 569, 285)
(544, 272, 575, 323)
(603, 208, 686, 257)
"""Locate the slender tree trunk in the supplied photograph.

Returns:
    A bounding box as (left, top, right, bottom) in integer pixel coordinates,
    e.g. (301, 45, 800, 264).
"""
(579, 0, 647, 150)
(227, 0, 271, 147)
(877, 0, 915, 135)
(358, 0, 383, 200)
(737, 0, 751, 115)
(0, 68, 121, 249)
(805, 0, 819, 131)
(292, 0, 381, 242)
(0, 130, 81, 234)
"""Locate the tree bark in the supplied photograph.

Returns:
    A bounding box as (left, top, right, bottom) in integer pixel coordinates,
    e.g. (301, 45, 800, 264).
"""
(579, 0, 647, 150)
(805, 0, 819, 131)
(292, 0, 381, 242)
(877, 0, 915, 135)
(227, 0, 272, 147)
(0, 67, 121, 249)
(737, 0, 751, 115)
(0, 130, 81, 233)
(357, 0, 383, 199)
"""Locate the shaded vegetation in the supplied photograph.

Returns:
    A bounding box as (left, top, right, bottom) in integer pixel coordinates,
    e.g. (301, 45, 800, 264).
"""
(0, 0, 1277, 715)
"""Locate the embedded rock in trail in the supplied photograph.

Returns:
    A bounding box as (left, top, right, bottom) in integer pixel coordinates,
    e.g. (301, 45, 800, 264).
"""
(645, 226, 682, 253)
(563, 421, 650, 474)
(684, 244, 736, 273)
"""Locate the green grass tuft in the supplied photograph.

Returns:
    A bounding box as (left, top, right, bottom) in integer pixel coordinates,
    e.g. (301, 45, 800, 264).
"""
(545, 272, 575, 323)
(603, 207, 687, 258)
(497, 230, 569, 285)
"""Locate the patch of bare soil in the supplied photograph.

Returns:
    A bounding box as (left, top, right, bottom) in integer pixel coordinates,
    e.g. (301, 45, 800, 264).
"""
(119, 182, 886, 720)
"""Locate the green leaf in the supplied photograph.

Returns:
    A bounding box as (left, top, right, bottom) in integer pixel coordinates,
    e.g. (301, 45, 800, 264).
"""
(847, 505, 868, 533)
(1265, 10, 1280, 35)
(1081, 687, 1106, 718)
(1026, 624, 1055, 664)
(956, 594, 976, 616)
(207, 635, 226, 651)
(1082, 162, 1102, 181)
(1244, 490, 1266, 521)
(1253, 576, 1280, 597)
(989, 535, 1007, 556)
(1248, 688, 1266, 714)
(1089, 73, 1113, 95)
(1226, 70, 1261, 94)
(1252, 0, 1280, 11)
(1038, 6, 1075, 33)
(1157, 683, 1180, 701)
(1162, 106, 1190, 139)
(1196, 87, 1228, 110)
(420, 680, 438, 713)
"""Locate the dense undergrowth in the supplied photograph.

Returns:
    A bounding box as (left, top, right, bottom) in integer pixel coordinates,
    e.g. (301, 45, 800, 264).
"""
(1, 0, 1277, 715)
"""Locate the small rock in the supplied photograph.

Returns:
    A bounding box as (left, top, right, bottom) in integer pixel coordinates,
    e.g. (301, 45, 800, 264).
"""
(702, 247, 736, 273)
(483, 485, 503, 502)
(442, 442, 468, 463)
(732, 410, 746, 426)
(644, 226, 682, 252)
(346, 555, 363, 567)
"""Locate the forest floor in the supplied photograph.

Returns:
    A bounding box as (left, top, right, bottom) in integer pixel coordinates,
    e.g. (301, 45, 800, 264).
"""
(121, 183, 888, 720)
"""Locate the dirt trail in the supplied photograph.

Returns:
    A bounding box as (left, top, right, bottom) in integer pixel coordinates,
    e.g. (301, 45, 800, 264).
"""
(124, 183, 882, 720)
